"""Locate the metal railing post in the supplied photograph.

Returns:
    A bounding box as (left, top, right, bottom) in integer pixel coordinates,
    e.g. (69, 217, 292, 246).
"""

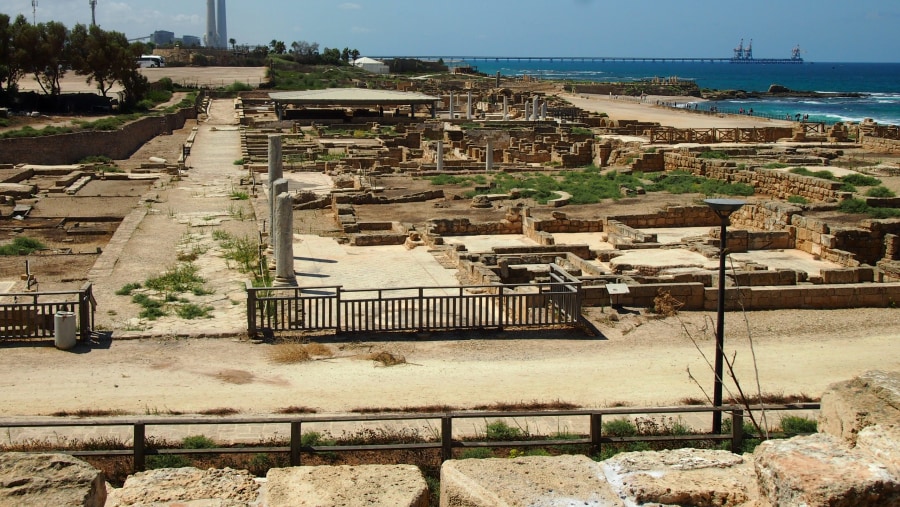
(246, 283, 257, 339)
(441, 416, 453, 462)
(335, 287, 342, 333)
(290, 421, 302, 466)
(133, 423, 146, 472)
(417, 288, 424, 332)
(730, 409, 744, 454)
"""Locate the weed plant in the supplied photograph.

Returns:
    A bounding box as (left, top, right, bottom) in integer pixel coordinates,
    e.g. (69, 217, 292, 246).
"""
(0, 237, 46, 255)
(866, 186, 896, 198)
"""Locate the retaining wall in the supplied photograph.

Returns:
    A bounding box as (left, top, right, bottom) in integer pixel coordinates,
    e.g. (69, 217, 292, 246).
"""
(0, 107, 197, 165)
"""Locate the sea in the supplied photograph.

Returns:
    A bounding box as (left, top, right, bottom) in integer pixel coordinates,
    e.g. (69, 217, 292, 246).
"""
(463, 60, 900, 126)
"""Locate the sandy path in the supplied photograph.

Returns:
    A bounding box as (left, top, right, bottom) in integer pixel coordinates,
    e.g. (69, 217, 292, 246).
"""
(0, 308, 896, 418)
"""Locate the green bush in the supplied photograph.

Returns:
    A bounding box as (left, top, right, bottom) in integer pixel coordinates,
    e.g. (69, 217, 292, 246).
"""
(866, 186, 896, 198)
(225, 81, 253, 92)
(176, 303, 213, 320)
(182, 435, 217, 449)
(459, 448, 493, 459)
(787, 195, 809, 204)
(601, 418, 637, 437)
(842, 174, 881, 186)
(838, 198, 870, 214)
(485, 420, 523, 441)
(146, 454, 191, 469)
(115, 283, 141, 296)
(762, 162, 789, 169)
(0, 237, 46, 255)
(780, 416, 817, 436)
(145, 263, 206, 294)
(697, 151, 730, 160)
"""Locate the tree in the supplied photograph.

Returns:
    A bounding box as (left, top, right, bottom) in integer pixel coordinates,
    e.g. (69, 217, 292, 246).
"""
(350, 49, 360, 61)
(269, 39, 286, 55)
(228, 37, 236, 50)
(29, 21, 69, 96)
(321, 47, 341, 65)
(341, 47, 350, 63)
(69, 24, 140, 98)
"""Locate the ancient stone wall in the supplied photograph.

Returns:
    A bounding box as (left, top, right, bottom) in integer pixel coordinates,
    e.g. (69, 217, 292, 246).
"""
(0, 107, 196, 165)
(608, 205, 722, 229)
(861, 129, 900, 154)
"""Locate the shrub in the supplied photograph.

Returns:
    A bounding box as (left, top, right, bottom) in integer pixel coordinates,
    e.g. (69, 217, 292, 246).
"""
(780, 416, 817, 435)
(485, 420, 523, 441)
(601, 418, 636, 437)
(866, 186, 896, 198)
(762, 162, 789, 169)
(459, 448, 494, 459)
(0, 237, 46, 256)
(842, 173, 881, 186)
(838, 198, 870, 214)
(225, 81, 253, 92)
(787, 195, 809, 204)
(697, 151, 730, 160)
(146, 454, 191, 469)
(145, 263, 206, 294)
(175, 303, 213, 320)
(182, 435, 217, 449)
(115, 283, 141, 296)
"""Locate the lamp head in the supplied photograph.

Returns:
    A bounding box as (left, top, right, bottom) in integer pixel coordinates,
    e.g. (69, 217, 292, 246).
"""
(704, 198, 745, 218)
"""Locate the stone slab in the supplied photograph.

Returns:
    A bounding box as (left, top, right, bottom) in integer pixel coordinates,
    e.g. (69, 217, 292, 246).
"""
(754, 432, 900, 507)
(440, 455, 623, 507)
(265, 464, 428, 507)
(0, 452, 106, 507)
(819, 370, 900, 445)
(105, 467, 259, 506)
(602, 448, 760, 506)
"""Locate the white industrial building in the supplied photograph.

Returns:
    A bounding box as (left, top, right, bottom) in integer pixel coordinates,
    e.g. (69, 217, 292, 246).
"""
(353, 57, 390, 74)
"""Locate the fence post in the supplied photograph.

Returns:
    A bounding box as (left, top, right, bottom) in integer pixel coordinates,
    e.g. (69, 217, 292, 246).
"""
(417, 288, 424, 332)
(133, 423, 146, 472)
(441, 416, 453, 462)
(290, 421, 302, 466)
(590, 413, 602, 456)
(335, 287, 342, 333)
(246, 283, 257, 339)
(498, 285, 504, 330)
(730, 409, 744, 454)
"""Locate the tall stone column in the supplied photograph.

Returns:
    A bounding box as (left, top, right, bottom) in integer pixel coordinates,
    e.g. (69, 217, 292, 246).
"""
(532, 96, 539, 121)
(267, 135, 283, 236)
(466, 91, 473, 120)
(273, 192, 297, 287)
(503, 96, 509, 121)
(269, 178, 289, 256)
(485, 140, 493, 172)
(448, 92, 454, 119)
(524, 102, 530, 122)
(436, 141, 444, 171)
(541, 101, 548, 121)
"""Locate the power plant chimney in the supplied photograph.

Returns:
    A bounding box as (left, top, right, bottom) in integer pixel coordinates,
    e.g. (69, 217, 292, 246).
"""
(204, 0, 217, 48)
(216, 0, 227, 49)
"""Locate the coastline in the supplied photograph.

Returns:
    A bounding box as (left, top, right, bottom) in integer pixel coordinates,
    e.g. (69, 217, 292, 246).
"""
(561, 92, 795, 129)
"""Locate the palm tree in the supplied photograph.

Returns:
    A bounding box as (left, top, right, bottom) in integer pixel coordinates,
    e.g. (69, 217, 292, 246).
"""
(229, 38, 236, 50)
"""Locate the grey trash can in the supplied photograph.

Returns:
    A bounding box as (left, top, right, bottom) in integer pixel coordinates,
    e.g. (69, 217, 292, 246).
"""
(54, 311, 77, 350)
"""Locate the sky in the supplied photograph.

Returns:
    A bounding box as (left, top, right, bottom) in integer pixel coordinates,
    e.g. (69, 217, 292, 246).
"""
(0, 0, 898, 62)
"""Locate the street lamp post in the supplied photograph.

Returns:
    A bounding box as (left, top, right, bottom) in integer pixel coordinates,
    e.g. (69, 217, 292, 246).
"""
(704, 198, 745, 434)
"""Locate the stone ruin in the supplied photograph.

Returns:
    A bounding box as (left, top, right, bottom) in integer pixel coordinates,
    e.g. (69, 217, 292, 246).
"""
(2, 370, 897, 505)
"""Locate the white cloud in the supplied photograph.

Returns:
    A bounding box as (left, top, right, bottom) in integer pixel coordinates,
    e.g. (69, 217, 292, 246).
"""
(339, 3, 362, 10)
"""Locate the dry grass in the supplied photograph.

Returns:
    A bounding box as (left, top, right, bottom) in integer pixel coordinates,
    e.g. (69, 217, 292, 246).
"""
(50, 409, 130, 418)
(365, 351, 407, 367)
(198, 407, 240, 416)
(471, 400, 580, 411)
(268, 342, 334, 364)
(275, 405, 318, 414)
(352, 404, 459, 414)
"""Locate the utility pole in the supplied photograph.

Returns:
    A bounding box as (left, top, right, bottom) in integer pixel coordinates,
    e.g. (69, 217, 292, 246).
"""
(90, 0, 97, 27)
(31, 0, 37, 25)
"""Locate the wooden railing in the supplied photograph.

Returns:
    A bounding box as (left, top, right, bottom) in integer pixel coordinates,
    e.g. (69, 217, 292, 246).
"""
(647, 127, 790, 144)
(0, 283, 96, 340)
(246, 264, 583, 336)
(0, 403, 819, 473)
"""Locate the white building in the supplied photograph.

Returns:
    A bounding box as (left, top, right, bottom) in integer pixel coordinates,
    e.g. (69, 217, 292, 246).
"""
(353, 57, 390, 75)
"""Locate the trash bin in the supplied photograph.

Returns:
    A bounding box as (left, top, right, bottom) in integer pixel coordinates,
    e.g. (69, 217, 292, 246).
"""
(54, 311, 77, 350)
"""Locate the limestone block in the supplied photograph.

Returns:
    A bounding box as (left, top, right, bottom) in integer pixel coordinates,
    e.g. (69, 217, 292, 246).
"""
(0, 452, 106, 507)
(105, 467, 259, 506)
(266, 464, 428, 507)
(754, 432, 900, 507)
(857, 425, 900, 478)
(602, 448, 760, 506)
(441, 455, 621, 507)
(819, 370, 900, 444)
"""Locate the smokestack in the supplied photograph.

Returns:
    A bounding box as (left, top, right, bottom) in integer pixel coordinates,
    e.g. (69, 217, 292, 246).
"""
(216, 0, 227, 49)
(205, 0, 217, 48)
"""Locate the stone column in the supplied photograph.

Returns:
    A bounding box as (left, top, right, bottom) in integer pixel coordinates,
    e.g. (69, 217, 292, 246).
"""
(532, 96, 539, 121)
(466, 91, 473, 120)
(541, 101, 548, 121)
(273, 192, 297, 287)
(485, 140, 493, 172)
(503, 96, 509, 121)
(436, 141, 444, 171)
(269, 178, 289, 256)
(267, 135, 283, 236)
(448, 92, 454, 119)
(524, 102, 530, 122)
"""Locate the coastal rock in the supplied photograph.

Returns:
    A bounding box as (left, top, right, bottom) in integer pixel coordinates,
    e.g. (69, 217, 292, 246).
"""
(768, 83, 792, 93)
(105, 466, 259, 506)
(0, 452, 106, 507)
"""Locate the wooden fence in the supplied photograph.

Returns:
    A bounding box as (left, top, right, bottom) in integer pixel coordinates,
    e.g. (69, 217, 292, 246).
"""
(0, 283, 96, 341)
(646, 127, 793, 144)
(246, 264, 583, 336)
(0, 403, 819, 473)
